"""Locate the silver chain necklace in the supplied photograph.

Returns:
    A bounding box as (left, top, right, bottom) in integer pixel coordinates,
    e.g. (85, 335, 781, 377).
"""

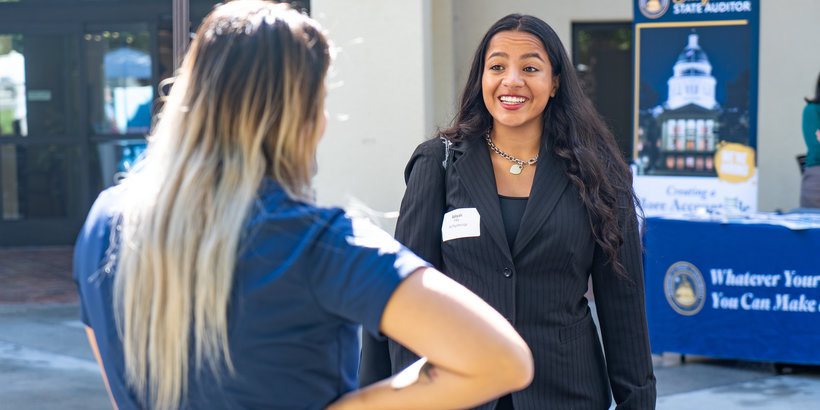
(484, 133, 538, 175)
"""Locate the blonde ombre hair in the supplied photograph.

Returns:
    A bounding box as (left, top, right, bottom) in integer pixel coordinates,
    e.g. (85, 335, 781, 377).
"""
(109, 1, 329, 408)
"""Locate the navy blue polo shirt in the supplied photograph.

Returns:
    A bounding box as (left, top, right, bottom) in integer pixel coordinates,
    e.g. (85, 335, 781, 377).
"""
(73, 178, 428, 409)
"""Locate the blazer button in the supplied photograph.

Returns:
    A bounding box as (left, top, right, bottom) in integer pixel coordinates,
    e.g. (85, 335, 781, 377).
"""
(503, 267, 512, 278)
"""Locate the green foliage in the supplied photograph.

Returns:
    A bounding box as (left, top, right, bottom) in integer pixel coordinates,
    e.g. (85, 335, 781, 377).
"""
(0, 109, 13, 135)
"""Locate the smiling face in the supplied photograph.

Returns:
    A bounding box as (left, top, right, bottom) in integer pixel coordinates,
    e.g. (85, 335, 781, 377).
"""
(482, 30, 558, 135)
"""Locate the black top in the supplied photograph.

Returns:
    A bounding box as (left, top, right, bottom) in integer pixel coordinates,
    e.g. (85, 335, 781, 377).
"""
(498, 195, 528, 249)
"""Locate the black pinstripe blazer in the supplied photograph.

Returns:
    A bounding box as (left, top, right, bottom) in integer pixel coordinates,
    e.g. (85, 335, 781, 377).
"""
(378, 135, 656, 409)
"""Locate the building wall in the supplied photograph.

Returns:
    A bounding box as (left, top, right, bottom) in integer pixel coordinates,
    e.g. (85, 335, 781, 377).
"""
(758, 0, 820, 211)
(312, 0, 433, 232)
(312, 0, 820, 221)
(431, 0, 457, 132)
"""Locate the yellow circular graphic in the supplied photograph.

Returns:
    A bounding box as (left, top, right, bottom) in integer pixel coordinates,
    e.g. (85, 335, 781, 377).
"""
(714, 143, 756, 183)
(639, 0, 670, 19)
(664, 261, 706, 316)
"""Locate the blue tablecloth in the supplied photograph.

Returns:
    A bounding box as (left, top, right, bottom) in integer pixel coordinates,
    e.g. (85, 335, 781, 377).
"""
(644, 216, 820, 364)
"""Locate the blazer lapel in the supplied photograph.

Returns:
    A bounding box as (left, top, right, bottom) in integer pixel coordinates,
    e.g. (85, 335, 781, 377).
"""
(512, 139, 570, 258)
(451, 137, 511, 259)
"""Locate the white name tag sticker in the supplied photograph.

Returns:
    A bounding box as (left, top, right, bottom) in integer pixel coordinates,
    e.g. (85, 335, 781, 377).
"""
(442, 207, 480, 242)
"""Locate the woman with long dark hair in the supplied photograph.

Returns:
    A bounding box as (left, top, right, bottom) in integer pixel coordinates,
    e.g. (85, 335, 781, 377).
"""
(362, 14, 656, 409)
(800, 72, 820, 208)
(73, 2, 534, 409)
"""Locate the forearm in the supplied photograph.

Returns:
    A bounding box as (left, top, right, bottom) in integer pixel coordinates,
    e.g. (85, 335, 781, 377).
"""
(85, 326, 119, 410)
(328, 357, 514, 410)
(334, 268, 533, 409)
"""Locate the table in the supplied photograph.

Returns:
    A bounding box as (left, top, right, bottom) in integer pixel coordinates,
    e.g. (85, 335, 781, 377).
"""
(643, 214, 820, 365)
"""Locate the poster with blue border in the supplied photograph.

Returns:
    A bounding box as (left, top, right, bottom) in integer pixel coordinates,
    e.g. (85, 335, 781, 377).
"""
(632, 0, 759, 216)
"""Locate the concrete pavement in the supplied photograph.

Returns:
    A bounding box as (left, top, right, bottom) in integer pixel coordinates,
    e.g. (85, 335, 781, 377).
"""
(2, 246, 820, 409)
(653, 354, 820, 409)
(2, 303, 820, 409)
(0, 304, 109, 410)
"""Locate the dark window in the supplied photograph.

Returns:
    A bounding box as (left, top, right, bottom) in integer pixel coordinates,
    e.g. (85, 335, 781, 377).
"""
(0, 33, 79, 138)
(0, 143, 82, 221)
(572, 22, 633, 162)
(90, 139, 146, 192)
(85, 24, 153, 136)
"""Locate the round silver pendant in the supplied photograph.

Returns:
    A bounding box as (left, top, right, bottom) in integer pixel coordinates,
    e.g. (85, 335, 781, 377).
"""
(509, 164, 523, 175)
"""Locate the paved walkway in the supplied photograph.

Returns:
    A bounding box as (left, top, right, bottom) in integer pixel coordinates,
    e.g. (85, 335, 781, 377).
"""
(653, 354, 820, 409)
(2, 247, 820, 409)
(0, 304, 110, 410)
(0, 247, 77, 304)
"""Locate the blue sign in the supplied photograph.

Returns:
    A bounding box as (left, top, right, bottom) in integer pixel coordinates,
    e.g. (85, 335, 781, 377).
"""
(644, 217, 820, 365)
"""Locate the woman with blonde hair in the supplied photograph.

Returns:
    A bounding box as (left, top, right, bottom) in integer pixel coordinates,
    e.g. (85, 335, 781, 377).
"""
(73, 1, 533, 409)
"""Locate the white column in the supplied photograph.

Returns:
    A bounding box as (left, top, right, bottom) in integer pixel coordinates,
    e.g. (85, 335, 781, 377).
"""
(312, 0, 434, 233)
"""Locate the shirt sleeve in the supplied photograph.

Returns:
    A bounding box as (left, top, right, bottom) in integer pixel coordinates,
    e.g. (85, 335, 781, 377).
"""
(305, 211, 430, 338)
(803, 104, 820, 151)
(394, 140, 447, 270)
(591, 196, 657, 409)
(73, 188, 118, 327)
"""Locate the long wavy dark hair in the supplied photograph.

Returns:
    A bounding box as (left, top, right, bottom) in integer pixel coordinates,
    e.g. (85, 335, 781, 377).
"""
(440, 14, 640, 278)
(806, 72, 820, 104)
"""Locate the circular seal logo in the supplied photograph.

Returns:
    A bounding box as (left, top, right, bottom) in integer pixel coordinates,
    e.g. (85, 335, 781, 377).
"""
(639, 0, 671, 19)
(664, 261, 706, 315)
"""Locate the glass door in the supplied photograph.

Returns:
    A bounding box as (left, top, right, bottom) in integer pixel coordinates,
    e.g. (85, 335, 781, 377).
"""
(0, 27, 83, 245)
(84, 23, 155, 193)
